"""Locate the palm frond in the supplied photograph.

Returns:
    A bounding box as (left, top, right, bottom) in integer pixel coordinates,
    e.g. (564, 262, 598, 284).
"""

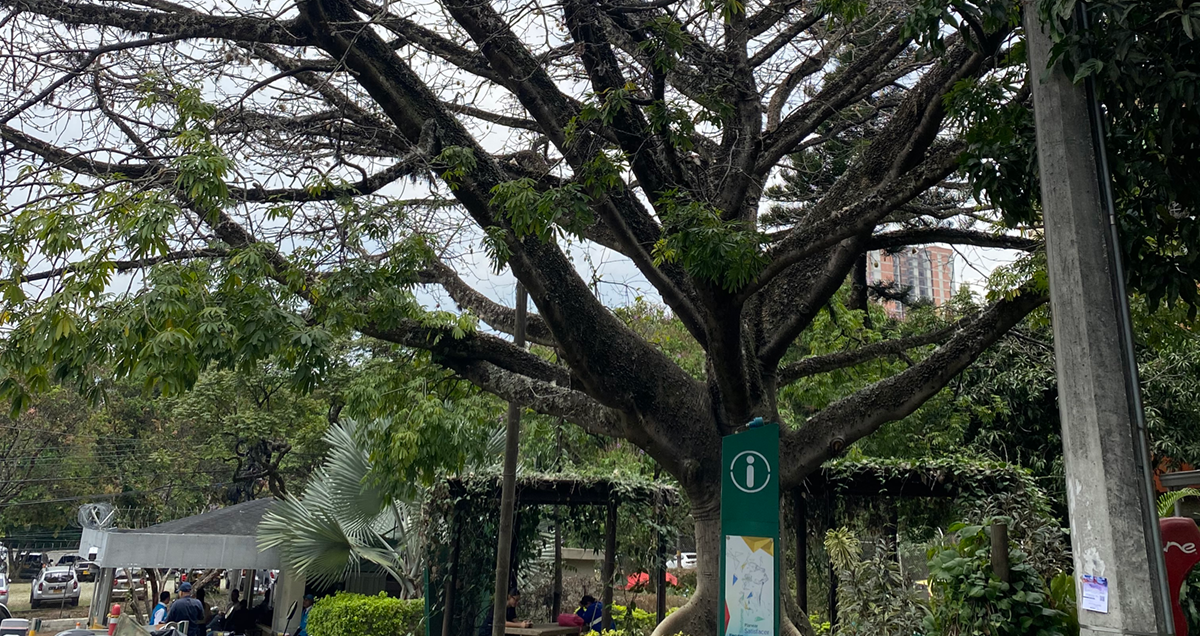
(256, 420, 422, 592)
(1158, 487, 1200, 517)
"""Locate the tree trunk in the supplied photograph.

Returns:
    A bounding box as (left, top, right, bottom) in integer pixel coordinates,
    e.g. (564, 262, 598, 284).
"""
(650, 495, 720, 636)
(650, 482, 815, 636)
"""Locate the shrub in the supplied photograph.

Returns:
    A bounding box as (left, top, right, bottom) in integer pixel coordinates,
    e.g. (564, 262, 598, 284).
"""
(307, 592, 424, 636)
(925, 521, 1074, 636)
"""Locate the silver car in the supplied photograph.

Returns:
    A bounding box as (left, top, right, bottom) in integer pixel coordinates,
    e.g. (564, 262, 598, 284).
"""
(30, 567, 80, 608)
(0, 574, 9, 605)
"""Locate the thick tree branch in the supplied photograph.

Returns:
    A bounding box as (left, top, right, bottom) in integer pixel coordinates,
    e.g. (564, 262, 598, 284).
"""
(444, 359, 623, 437)
(777, 323, 957, 386)
(779, 289, 1048, 487)
(418, 260, 556, 348)
(866, 228, 1041, 252)
(0, 0, 311, 45)
(362, 320, 570, 386)
(748, 12, 823, 68)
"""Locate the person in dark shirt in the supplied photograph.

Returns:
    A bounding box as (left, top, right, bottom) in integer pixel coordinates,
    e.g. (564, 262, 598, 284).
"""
(477, 588, 531, 636)
(225, 599, 255, 635)
(166, 582, 206, 636)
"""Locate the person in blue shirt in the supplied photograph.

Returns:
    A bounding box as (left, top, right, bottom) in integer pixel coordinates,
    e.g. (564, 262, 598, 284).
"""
(165, 582, 205, 636)
(576, 595, 602, 633)
(151, 591, 171, 627)
(295, 594, 314, 636)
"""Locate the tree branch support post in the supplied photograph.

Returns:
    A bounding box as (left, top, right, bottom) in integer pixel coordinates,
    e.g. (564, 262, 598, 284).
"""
(990, 521, 1009, 584)
(491, 283, 527, 636)
(1025, 4, 1173, 634)
(656, 521, 667, 625)
(442, 506, 462, 636)
(602, 498, 618, 632)
(795, 492, 807, 613)
(553, 509, 563, 618)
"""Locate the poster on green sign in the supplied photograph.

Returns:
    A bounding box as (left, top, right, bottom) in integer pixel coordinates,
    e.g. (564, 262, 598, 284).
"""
(724, 536, 775, 636)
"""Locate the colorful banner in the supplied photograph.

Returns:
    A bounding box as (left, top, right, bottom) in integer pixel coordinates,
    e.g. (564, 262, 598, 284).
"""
(724, 536, 775, 636)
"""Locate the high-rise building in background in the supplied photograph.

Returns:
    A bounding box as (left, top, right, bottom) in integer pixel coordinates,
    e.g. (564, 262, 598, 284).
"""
(866, 246, 955, 318)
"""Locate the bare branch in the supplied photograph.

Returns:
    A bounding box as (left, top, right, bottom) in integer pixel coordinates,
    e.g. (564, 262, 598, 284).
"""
(19, 249, 227, 283)
(418, 259, 557, 348)
(0, 0, 311, 45)
(777, 323, 957, 386)
(446, 359, 623, 437)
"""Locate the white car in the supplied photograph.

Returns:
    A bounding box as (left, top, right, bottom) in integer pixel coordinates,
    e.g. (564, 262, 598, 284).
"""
(0, 574, 9, 605)
(667, 552, 697, 569)
(29, 567, 80, 608)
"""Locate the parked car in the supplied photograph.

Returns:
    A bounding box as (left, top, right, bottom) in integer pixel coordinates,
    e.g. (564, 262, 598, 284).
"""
(29, 567, 80, 608)
(0, 574, 8, 605)
(16, 553, 48, 580)
(0, 603, 10, 620)
(55, 556, 96, 582)
(113, 568, 147, 600)
(667, 552, 697, 569)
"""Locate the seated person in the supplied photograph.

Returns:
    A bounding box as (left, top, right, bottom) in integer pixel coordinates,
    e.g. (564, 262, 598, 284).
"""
(477, 588, 532, 636)
(576, 595, 603, 633)
(224, 600, 256, 636)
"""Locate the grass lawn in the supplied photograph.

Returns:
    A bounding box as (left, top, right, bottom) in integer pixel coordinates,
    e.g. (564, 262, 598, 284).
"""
(5, 581, 93, 620)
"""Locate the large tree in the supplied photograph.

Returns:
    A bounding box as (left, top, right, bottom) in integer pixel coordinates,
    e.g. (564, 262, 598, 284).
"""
(0, 0, 1088, 630)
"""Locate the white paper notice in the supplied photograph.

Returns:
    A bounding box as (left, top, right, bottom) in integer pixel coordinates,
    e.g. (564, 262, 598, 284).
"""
(1081, 574, 1109, 613)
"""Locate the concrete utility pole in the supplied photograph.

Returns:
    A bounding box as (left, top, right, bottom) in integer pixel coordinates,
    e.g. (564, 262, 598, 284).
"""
(1024, 4, 1174, 635)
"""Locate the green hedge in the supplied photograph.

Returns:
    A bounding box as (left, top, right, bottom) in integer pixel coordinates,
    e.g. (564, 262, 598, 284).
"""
(307, 592, 424, 636)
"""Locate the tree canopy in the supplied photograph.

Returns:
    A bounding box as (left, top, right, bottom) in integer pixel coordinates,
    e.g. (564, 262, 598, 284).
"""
(0, 0, 1195, 630)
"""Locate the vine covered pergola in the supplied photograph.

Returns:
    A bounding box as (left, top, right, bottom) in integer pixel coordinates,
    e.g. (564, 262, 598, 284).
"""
(424, 472, 679, 636)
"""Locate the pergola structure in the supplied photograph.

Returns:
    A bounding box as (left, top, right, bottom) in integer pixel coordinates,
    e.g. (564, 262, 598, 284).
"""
(425, 473, 679, 636)
(794, 457, 1042, 628)
(77, 498, 304, 635)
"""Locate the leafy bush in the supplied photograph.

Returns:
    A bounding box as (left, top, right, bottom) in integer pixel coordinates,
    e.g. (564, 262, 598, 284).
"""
(658, 568, 696, 595)
(823, 527, 929, 636)
(925, 521, 1074, 636)
(307, 592, 424, 636)
(609, 604, 657, 635)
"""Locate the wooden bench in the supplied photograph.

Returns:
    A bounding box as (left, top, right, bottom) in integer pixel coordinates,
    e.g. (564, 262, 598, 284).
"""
(504, 625, 580, 636)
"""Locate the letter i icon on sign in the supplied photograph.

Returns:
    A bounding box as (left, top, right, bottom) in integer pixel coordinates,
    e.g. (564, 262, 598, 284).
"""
(746, 456, 755, 489)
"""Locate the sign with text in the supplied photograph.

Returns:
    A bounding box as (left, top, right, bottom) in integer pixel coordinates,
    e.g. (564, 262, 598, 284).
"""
(720, 424, 780, 636)
(1161, 517, 1200, 636)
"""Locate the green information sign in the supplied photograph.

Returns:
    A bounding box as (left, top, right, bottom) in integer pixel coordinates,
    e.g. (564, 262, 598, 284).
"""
(720, 423, 780, 636)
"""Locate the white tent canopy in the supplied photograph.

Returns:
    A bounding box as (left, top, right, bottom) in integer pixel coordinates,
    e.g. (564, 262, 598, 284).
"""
(77, 498, 303, 636)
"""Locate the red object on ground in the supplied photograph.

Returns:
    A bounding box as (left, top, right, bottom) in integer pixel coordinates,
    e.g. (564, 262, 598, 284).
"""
(108, 604, 122, 636)
(1161, 517, 1200, 636)
(624, 571, 679, 591)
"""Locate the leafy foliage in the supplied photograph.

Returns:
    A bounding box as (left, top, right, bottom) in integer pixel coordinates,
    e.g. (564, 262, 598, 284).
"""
(823, 527, 929, 636)
(652, 191, 769, 292)
(306, 592, 425, 636)
(258, 421, 423, 593)
(925, 521, 1073, 636)
(1038, 0, 1200, 309)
